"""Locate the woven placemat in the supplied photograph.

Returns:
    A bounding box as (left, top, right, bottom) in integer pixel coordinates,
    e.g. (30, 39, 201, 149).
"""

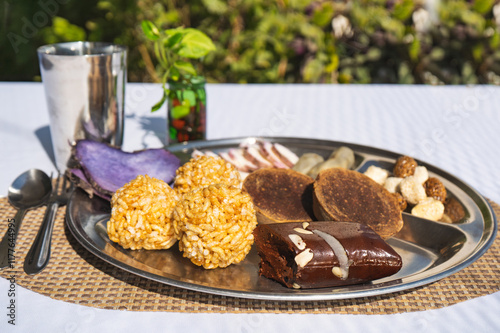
(0, 195, 498, 314)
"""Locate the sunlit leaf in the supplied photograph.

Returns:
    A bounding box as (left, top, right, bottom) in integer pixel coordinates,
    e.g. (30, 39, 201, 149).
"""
(312, 3, 334, 27)
(490, 31, 500, 49)
(170, 66, 180, 81)
(409, 37, 421, 62)
(141, 20, 160, 41)
(165, 32, 184, 48)
(472, 0, 495, 14)
(177, 29, 216, 58)
(392, 0, 414, 21)
(429, 47, 445, 61)
(181, 90, 197, 106)
(202, 0, 228, 14)
(325, 54, 339, 73)
(303, 58, 324, 82)
(151, 92, 167, 112)
(174, 60, 197, 76)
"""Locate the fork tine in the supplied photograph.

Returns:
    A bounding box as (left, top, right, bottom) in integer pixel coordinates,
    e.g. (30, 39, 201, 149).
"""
(66, 178, 74, 193)
(61, 173, 68, 191)
(53, 172, 61, 194)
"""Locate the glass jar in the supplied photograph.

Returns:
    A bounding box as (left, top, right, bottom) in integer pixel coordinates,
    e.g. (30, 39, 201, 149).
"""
(167, 76, 206, 144)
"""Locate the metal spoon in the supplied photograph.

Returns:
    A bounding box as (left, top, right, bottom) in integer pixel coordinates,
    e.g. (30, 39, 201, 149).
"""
(0, 169, 52, 269)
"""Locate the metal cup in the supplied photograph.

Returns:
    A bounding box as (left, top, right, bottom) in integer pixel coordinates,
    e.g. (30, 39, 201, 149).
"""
(38, 41, 127, 171)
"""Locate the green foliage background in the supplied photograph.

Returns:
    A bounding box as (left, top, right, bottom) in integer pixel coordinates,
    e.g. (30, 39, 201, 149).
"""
(2, 0, 500, 84)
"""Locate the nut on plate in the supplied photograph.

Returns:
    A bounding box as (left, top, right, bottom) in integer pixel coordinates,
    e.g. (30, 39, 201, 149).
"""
(172, 183, 258, 269)
(393, 192, 407, 211)
(400, 175, 427, 205)
(444, 197, 466, 223)
(364, 165, 389, 185)
(393, 156, 417, 178)
(411, 197, 445, 221)
(424, 177, 447, 203)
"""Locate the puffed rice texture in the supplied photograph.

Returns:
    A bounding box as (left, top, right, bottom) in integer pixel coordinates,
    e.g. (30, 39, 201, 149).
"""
(174, 155, 242, 195)
(172, 183, 257, 269)
(108, 175, 179, 250)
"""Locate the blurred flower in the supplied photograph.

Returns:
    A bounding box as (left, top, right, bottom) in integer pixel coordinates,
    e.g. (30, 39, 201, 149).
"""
(413, 8, 431, 33)
(290, 38, 306, 55)
(494, 4, 500, 28)
(425, 0, 440, 26)
(332, 15, 353, 39)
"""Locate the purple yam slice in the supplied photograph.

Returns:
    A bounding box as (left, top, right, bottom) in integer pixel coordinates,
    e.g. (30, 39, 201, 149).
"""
(69, 168, 113, 200)
(71, 140, 180, 199)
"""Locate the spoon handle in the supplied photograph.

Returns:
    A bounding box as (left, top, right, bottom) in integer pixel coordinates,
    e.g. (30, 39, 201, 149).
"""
(0, 209, 27, 269)
(23, 201, 59, 275)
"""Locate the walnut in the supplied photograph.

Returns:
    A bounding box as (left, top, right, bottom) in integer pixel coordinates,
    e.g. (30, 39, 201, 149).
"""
(443, 197, 466, 223)
(424, 177, 447, 203)
(393, 156, 417, 178)
(393, 192, 407, 211)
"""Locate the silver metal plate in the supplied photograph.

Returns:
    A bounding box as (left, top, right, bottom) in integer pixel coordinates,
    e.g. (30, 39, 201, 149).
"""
(65, 137, 497, 301)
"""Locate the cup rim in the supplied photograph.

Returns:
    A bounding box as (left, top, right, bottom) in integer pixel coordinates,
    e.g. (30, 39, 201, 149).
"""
(37, 41, 127, 57)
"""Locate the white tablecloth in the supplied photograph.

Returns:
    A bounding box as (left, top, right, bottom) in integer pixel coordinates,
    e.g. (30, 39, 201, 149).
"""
(0, 82, 498, 332)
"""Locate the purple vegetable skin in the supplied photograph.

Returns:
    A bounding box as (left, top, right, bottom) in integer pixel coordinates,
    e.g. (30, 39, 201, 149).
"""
(70, 140, 180, 199)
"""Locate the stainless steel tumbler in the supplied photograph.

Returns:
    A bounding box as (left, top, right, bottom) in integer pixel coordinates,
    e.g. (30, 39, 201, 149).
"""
(38, 42, 127, 171)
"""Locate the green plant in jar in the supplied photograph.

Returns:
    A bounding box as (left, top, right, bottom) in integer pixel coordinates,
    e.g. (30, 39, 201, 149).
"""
(141, 20, 215, 144)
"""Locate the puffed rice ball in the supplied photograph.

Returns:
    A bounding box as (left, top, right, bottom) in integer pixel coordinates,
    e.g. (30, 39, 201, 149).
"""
(172, 183, 257, 269)
(411, 197, 445, 221)
(400, 175, 427, 205)
(108, 175, 179, 250)
(364, 165, 389, 185)
(174, 155, 242, 195)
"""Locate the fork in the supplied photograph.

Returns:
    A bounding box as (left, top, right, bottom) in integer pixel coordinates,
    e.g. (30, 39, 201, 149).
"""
(23, 173, 73, 275)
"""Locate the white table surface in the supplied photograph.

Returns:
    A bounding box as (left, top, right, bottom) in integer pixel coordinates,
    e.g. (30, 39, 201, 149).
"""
(0, 82, 498, 332)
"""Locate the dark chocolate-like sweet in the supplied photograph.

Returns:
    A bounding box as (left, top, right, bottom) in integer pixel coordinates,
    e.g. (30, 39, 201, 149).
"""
(313, 168, 404, 239)
(253, 221, 402, 289)
(243, 168, 315, 224)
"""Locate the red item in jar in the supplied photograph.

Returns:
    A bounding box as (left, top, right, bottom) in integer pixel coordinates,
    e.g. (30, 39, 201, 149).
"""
(171, 119, 185, 130)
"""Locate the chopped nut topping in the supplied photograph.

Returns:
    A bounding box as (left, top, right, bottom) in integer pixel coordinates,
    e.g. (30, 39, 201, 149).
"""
(293, 227, 313, 235)
(288, 234, 306, 250)
(313, 229, 349, 280)
(294, 248, 314, 268)
(331, 266, 343, 278)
